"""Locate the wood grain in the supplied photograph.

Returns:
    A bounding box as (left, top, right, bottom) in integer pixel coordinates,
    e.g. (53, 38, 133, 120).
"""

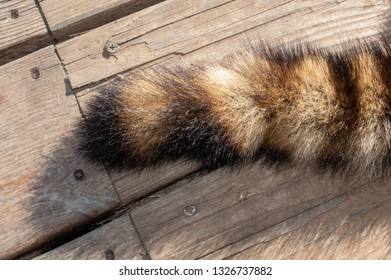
(0, 46, 119, 259)
(56, 0, 387, 89)
(112, 161, 201, 204)
(202, 177, 391, 259)
(0, 0, 51, 65)
(65, 0, 388, 207)
(130, 166, 384, 259)
(40, 0, 165, 41)
(35, 214, 147, 260)
(2, 0, 389, 260)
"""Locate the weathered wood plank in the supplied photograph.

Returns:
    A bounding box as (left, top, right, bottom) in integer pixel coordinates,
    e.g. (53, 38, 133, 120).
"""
(0, 46, 119, 259)
(72, 0, 388, 205)
(0, 0, 51, 65)
(131, 166, 382, 259)
(111, 161, 201, 204)
(56, 0, 387, 89)
(202, 177, 391, 259)
(40, 0, 165, 41)
(35, 214, 146, 260)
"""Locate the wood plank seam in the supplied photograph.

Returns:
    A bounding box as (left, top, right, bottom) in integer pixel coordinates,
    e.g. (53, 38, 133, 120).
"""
(127, 212, 152, 260)
(0, 45, 125, 259)
(33, 214, 148, 260)
(39, 0, 167, 42)
(2, 0, 389, 260)
(0, 0, 52, 65)
(34, 0, 55, 40)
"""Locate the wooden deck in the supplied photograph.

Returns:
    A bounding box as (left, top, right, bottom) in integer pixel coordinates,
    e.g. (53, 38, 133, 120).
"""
(0, 0, 390, 260)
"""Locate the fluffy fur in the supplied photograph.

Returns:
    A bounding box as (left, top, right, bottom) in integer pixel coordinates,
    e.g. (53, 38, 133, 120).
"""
(78, 39, 391, 175)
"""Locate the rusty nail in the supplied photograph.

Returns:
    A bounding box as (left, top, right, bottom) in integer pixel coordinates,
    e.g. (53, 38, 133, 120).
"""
(104, 249, 115, 260)
(73, 169, 85, 181)
(105, 41, 118, 54)
(10, 9, 19, 19)
(30, 67, 41, 80)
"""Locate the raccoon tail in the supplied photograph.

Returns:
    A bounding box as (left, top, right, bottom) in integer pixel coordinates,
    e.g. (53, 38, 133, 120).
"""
(78, 41, 391, 175)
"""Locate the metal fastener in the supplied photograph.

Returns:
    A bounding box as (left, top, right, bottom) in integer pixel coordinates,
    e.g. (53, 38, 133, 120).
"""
(104, 249, 115, 260)
(30, 67, 41, 80)
(105, 41, 118, 54)
(140, 248, 148, 256)
(73, 169, 85, 181)
(183, 205, 197, 217)
(10, 9, 19, 19)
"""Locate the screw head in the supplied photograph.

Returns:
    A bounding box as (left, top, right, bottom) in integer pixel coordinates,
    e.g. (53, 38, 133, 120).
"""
(104, 249, 115, 260)
(73, 169, 85, 181)
(30, 67, 41, 80)
(105, 41, 118, 54)
(183, 205, 197, 217)
(10, 9, 19, 19)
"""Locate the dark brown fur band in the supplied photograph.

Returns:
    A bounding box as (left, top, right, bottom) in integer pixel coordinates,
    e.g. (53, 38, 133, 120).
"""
(78, 39, 391, 175)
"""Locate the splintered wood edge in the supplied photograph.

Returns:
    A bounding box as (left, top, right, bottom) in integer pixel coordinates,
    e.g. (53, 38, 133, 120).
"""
(40, 0, 165, 41)
(35, 214, 147, 260)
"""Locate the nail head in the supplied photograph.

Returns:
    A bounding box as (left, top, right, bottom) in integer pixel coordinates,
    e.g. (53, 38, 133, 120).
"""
(104, 249, 115, 260)
(73, 169, 85, 181)
(30, 67, 41, 80)
(183, 205, 197, 217)
(10, 9, 19, 19)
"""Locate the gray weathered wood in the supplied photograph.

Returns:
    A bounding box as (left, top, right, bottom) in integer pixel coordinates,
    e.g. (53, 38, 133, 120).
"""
(0, 0, 51, 65)
(132, 167, 390, 259)
(40, 0, 165, 41)
(2, 0, 388, 260)
(202, 176, 391, 259)
(131, 166, 383, 259)
(0, 46, 119, 259)
(56, 0, 387, 89)
(35, 214, 147, 260)
(112, 161, 201, 204)
(72, 0, 388, 206)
